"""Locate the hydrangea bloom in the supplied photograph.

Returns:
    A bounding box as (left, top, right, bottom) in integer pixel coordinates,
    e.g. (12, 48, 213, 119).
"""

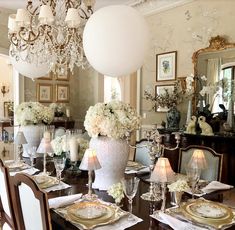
(15, 102, 54, 126)
(107, 182, 124, 204)
(167, 179, 189, 192)
(84, 100, 140, 139)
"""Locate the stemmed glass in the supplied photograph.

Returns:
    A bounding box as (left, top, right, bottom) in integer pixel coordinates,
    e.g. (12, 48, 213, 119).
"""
(53, 158, 66, 184)
(121, 177, 140, 220)
(186, 166, 201, 199)
(27, 146, 37, 168)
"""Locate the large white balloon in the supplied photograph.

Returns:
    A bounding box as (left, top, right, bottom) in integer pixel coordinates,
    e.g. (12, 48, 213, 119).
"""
(83, 5, 149, 77)
(9, 48, 50, 79)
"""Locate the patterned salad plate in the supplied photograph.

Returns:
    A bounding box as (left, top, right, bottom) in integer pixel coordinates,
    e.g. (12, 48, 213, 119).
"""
(64, 200, 128, 229)
(181, 199, 235, 229)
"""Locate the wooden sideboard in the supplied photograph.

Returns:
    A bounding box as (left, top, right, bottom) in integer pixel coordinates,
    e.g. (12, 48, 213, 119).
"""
(51, 118, 75, 129)
(161, 132, 235, 186)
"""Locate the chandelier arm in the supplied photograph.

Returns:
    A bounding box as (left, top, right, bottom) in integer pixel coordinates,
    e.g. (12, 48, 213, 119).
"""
(78, 8, 90, 20)
(9, 34, 19, 47)
(17, 28, 40, 44)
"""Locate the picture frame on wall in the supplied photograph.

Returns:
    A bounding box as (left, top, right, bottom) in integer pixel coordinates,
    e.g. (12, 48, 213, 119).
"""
(37, 83, 53, 103)
(55, 72, 70, 81)
(56, 84, 69, 102)
(4, 101, 14, 117)
(155, 84, 175, 112)
(156, 51, 177, 82)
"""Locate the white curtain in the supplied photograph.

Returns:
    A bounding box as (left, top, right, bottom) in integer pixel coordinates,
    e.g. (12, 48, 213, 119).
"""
(207, 58, 222, 113)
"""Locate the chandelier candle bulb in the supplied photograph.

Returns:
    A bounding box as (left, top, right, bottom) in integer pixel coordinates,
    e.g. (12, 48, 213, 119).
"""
(65, 8, 80, 28)
(39, 5, 54, 25)
(69, 137, 79, 162)
(8, 14, 18, 32)
(66, 108, 70, 118)
(15, 9, 30, 26)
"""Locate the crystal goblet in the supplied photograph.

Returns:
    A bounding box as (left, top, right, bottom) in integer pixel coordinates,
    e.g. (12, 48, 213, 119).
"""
(53, 158, 66, 184)
(186, 166, 201, 199)
(121, 177, 140, 220)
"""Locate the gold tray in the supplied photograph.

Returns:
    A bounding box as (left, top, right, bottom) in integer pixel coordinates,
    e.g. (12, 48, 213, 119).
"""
(181, 199, 235, 229)
(64, 201, 128, 229)
(33, 175, 58, 189)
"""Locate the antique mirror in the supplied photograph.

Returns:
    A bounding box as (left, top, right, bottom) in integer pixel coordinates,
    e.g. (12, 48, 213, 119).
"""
(192, 35, 235, 114)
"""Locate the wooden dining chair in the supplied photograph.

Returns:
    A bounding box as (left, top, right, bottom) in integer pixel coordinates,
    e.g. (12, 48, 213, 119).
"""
(12, 173, 52, 230)
(178, 145, 223, 181)
(0, 159, 17, 229)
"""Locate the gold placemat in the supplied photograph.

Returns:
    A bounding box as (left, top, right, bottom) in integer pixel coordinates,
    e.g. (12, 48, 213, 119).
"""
(33, 175, 58, 189)
(56, 199, 128, 229)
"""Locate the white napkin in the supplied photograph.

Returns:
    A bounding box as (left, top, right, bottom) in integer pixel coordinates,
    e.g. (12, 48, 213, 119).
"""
(125, 167, 150, 175)
(201, 181, 233, 194)
(151, 211, 207, 230)
(9, 167, 40, 176)
(43, 181, 71, 193)
(48, 193, 82, 209)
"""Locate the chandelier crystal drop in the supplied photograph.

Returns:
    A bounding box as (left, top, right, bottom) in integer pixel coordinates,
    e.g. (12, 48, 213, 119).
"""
(8, 0, 95, 76)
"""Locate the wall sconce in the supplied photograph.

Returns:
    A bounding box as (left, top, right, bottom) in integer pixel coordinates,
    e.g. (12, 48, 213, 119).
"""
(1, 84, 10, 97)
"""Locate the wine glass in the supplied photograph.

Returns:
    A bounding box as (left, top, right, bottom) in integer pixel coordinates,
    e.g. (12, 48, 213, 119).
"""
(186, 166, 201, 199)
(53, 158, 66, 184)
(27, 146, 37, 168)
(121, 177, 140, 220)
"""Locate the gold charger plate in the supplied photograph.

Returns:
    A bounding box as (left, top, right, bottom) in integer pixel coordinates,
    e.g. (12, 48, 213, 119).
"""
(64, 201, 128, 229)
(181, 199, 235, 229)
(33, 175, 58, 189)
(126, 161, 145, 171)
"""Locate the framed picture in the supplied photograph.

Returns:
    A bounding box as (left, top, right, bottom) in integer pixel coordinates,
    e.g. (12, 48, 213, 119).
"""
(155, 84, 174, 112)
(37, 83, 53, 103)
(38, 72, 52, 80)
(56, 84, 69, 102)
(4, 101, 14, 117)
(55, 72, 70, 81)
(156, 51, 177, 81)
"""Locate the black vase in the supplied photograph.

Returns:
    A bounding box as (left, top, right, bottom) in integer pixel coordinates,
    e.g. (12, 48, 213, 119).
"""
(166, 106, 181, 130)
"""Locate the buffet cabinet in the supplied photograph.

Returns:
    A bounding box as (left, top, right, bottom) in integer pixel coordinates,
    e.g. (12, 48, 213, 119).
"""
(162, 133, 235, 186)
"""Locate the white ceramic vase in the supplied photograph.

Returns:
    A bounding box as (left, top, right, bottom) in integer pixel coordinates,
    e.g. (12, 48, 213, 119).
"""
(20, 125, 44, 157)
(90, 136, 129, 190)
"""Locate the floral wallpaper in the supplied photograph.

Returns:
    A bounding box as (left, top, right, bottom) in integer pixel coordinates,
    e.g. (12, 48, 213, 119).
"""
(141, 0, 235, 126)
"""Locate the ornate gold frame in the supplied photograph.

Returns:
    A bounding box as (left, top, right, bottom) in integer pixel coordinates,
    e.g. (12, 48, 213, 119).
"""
(192, 35, 235, 111)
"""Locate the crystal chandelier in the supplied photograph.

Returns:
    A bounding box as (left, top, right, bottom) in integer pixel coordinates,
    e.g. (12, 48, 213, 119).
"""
(8, 0, 95, 76)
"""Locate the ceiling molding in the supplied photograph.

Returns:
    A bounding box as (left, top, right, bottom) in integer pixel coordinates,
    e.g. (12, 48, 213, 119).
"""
(132, 0, 196, 16)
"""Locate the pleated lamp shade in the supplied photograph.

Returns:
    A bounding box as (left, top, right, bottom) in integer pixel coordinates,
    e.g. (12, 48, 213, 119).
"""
(15, 131, 28, 145)
(79, 148, 101, 171)
(188, 149, 207, 169)
(37, 138, 53, 154)
(150, 157, 175, 183)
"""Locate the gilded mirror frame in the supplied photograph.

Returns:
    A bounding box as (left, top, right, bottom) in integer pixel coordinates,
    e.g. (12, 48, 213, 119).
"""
(192, 35, 235, 111)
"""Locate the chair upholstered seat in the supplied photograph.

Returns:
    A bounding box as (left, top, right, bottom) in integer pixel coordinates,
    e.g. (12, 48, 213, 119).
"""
(178, 145, 223, 181)
(134, 139, 151, 166)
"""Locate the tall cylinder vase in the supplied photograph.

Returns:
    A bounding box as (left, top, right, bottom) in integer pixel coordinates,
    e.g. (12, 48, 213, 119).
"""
(89, 136, 129, 190)
(227, 99, 234, 131)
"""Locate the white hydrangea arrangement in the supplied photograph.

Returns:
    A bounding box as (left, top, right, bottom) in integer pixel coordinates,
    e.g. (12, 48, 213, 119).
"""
(51, 135, 68, 156)
(167, 179, 190, 192)
(84, 100, 140, 139)
(77, 137, 89, 160)
(49, 103, 66, 116)
(107, 182, 124, 204)
(15, 102, 54, 126)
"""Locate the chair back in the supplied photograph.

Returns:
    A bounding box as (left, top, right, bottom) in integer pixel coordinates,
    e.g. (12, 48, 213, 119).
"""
(0, 159, 16, 229)
(12, 173, 51, 230)
(134, 139, 151, 166)
(178, 145, 223, 181)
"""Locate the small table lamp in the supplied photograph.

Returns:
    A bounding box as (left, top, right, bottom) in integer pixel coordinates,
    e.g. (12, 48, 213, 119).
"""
(14, 131, 27, 162)
(37, 134, 53, 175)
(79, 148, 101, 199)
(188, 149, 208, 170)
(150, 157, 175, 212)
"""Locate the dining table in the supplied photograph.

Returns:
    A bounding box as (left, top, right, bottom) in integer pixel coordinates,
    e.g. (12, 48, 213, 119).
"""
(7, 157, 235, 230)
(45, 168, 235, 230)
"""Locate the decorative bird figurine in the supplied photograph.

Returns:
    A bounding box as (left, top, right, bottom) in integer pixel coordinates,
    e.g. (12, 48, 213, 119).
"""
(185, 115, 197, 134)
(198, 116, 214, 136)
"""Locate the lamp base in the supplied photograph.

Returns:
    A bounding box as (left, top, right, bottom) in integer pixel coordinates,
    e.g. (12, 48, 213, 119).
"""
(82, 193, 98, 201)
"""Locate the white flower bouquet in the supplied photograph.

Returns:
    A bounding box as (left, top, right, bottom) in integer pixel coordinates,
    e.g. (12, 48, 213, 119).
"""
(167, 179, 189, 192)
(107, 182, 124, 204)
(77, 137, 89, 161)
(84, 100, 140, 139)
(51, 135, 68, 156)
(15, 102, 54, 126)
(49, 103, 66, 117)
